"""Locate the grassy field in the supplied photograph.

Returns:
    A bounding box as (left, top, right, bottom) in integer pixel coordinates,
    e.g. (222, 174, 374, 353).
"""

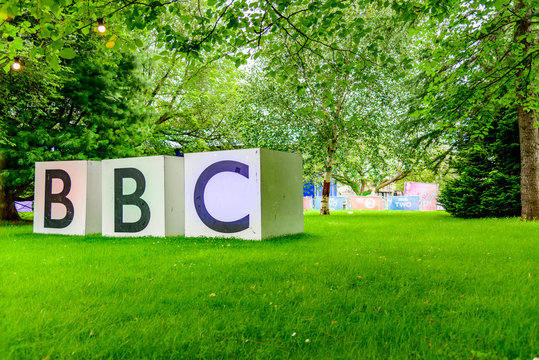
(0, 211, 537, 359)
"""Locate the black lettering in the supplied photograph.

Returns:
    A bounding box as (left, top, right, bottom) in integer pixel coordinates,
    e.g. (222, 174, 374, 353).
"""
(194, 160, 250, 233)
(44, 169, 74, 228)
(114, 168, 151, 233)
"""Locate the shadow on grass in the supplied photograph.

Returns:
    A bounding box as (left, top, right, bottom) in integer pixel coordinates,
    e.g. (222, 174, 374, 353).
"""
(0, 219, 33, 226)
(20, 227, 319, 247)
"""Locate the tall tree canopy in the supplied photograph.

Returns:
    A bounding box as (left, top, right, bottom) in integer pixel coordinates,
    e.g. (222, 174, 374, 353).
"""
(406, 0, 538, 220)
(1, 0, 537, 220)
(0, 45, 149, 220)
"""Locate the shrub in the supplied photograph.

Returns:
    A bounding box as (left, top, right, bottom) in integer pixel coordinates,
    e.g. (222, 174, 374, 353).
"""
(438, 109, 520, 218)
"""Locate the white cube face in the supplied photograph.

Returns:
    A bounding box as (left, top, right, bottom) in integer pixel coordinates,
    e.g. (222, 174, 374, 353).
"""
(185, 149, 262, 240)
(34, 161, 99, 235)
(102, 156, 167, 237)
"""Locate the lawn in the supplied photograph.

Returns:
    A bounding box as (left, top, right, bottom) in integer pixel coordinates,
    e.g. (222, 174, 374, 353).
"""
(0, 211, 537, 359)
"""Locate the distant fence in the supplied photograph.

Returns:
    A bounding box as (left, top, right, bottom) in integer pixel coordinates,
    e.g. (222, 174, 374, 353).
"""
(305, 192, 440, 212)
(350, 196, 384, 210)
(387, 196, 420, 211)
(314, 197, 345, 210)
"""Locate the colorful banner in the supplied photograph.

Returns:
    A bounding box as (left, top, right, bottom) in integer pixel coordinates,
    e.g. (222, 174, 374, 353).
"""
(350, 196, 383, 210)
(314, 197, 345, 210)
(303, 196, 314, 210)
(404, 182, 439, 211)
(387, 196, 420, 211)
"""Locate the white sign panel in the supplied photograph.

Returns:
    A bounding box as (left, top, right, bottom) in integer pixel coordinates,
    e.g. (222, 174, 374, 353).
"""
(101, 156, 184, 237)
(185, 148, 303, 240)
(34, 161, 101, 235)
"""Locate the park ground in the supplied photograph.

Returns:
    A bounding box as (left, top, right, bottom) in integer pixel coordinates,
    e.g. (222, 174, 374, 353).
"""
(0, 211, 537, 359)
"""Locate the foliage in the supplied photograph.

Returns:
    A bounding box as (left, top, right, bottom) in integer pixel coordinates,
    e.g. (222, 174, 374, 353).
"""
(403, 0, 538, 219)
(230, 2, 427, 208)
(0, 0, 369, 71)
(2, 0, 536, 218)
(0, 0, 216, 71)
(0, 45, 149, 219)
(143, 56, 243, 155)
(438, 109, 521, 218)
(1, 212, 537, 358)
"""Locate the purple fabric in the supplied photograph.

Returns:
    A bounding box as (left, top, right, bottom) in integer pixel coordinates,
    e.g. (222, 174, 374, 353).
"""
(15, 201, 33, 212)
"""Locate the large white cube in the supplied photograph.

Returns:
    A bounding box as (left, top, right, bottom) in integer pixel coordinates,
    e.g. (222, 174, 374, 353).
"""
(185, 148, 303, 240)
(34, 160, 101, 235)
(101, 156, 184, 237)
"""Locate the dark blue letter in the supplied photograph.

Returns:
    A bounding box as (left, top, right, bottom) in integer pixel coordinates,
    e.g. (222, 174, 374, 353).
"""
(44, 169, 74, 228)
(114, 168, 151, 233)
(194, 161, 249, 233)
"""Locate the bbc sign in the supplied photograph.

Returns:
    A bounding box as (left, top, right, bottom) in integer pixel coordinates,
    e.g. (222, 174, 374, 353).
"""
(33, 149, 303, 240)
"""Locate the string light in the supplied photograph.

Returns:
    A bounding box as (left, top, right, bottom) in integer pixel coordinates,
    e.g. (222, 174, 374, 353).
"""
(97, 18, 106, 33)
(11, 57, 21, 71)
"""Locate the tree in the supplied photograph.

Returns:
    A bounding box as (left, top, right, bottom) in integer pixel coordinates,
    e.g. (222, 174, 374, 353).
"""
(405, 0, 538, 220)
(3, 0, 372, 219)
(438, 108, 521, 218)
(142, 53, 243, 154)
(233, 57, 425, 211)
(0, 46, 149, 220)
(232, 2, 420, 214)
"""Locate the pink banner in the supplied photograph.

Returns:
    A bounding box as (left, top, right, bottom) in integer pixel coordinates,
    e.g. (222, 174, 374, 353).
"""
(350, 196, 383, 210)
(303, 196, 313, 210)
(404, 182, 439, 211)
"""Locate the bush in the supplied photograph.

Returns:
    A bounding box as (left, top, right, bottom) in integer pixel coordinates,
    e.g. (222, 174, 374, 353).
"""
(438, 109, 520, 218)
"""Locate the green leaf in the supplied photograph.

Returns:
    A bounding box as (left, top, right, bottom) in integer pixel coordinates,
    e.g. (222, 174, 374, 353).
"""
(10, 37, 24, 51)
(51, 39, 64, 51)
(48, 54, 60, 71)
(59, 47, 77, 59)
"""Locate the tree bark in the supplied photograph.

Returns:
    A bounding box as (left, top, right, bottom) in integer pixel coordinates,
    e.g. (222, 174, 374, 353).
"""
(330, 173, 362, 195)
(320, 169, 332, 215)
(374, 171, 411, 193)
(514, 0, 539, 221)
(320, 140, 338, 215)
(0, 187, 21, 221)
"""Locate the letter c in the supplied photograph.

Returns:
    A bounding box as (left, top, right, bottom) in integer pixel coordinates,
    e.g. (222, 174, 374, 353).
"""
(194, 160, 249, 233)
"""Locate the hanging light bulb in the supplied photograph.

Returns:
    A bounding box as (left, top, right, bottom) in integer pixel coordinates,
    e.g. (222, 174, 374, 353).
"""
(97, 18, 106, 33)
(11, 58, 21, 71)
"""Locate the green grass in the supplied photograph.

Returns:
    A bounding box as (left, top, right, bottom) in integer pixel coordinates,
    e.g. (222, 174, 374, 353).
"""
(0, 211, 537, 359)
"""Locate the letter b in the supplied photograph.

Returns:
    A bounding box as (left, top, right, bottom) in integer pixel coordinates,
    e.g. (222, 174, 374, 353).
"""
(44, 169, 74, 228)
(114, 168, 151, 233)
(34, 161, 101, 235)
(102, 156, 184, 237)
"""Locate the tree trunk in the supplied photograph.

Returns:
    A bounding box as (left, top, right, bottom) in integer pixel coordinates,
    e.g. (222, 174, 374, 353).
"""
(0, 187, 21, 221)
(320, 169, 332, 215)
(514, 0, 539, 221)
(320, 140, 338, 215)
(359, 179, 367, 194)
